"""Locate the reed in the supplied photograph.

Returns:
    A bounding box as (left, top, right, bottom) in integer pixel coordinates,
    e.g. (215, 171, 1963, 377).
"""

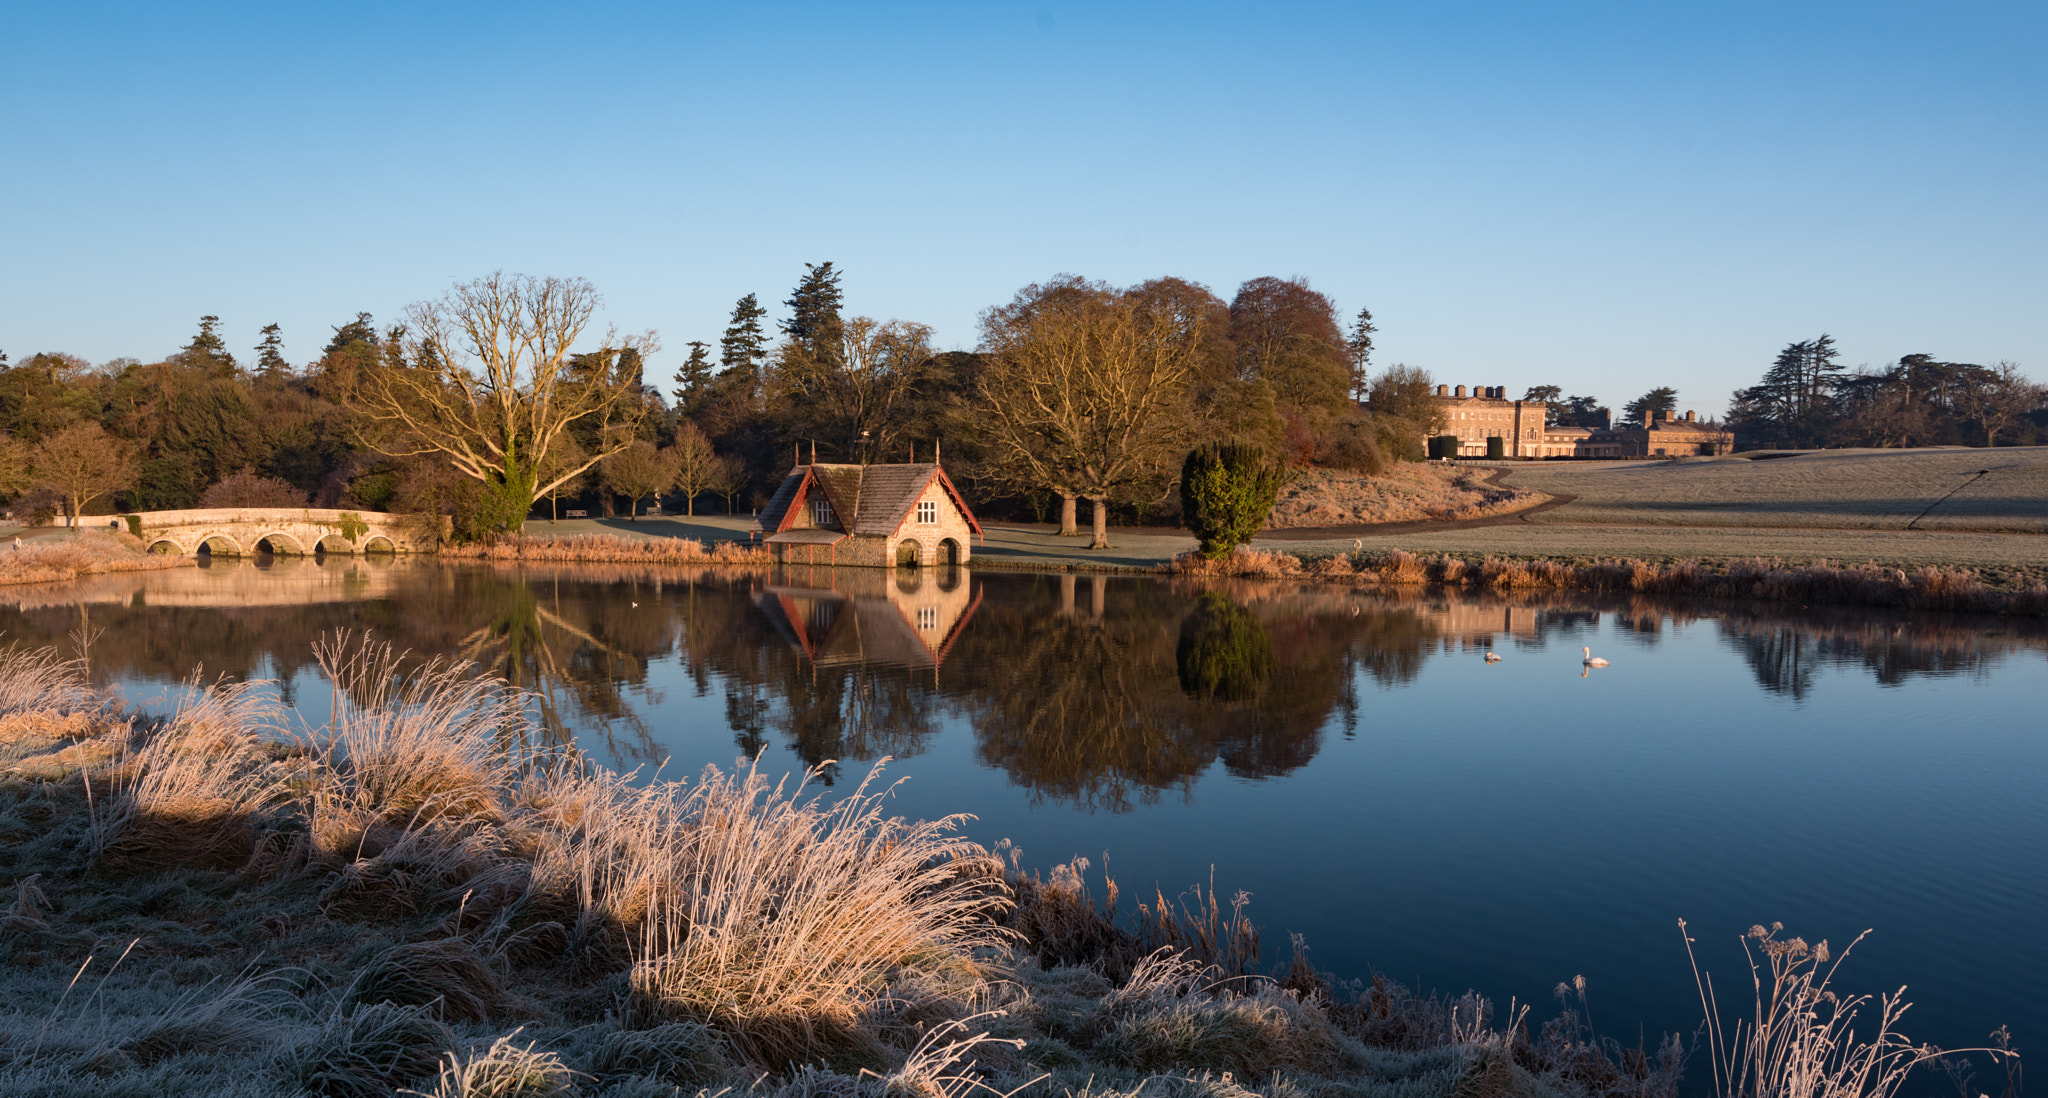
(442, 532, 769, 567)
(1681, 920, 2018, 1098)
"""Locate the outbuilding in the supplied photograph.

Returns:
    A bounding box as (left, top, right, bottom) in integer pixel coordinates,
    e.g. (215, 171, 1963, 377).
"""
(751, 461, 981, 567)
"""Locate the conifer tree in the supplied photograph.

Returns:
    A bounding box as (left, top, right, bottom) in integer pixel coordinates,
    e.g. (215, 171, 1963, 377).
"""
(182, 315, 238, 376)
(254, 323, 289, 378)
(782, 261, 844, 360)
(671, 340, 713, 404)
(325, 313, 377, 356)
(1346, 307, 1377, 402)
(719, 294, 769, 377)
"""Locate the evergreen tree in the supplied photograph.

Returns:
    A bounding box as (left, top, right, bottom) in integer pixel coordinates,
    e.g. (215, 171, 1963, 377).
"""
(254, 323, 289, 378)
(1179, 442, 1284, 559)
(1622, 387, 1680, 426)
(671, 340, 713, 405)
(182, 315, 238, 376)
(324, 312, 377, 356)
(1345, 307, 1377, 402)
(781, 261, 844, 360)
(718, 294, 769, 377)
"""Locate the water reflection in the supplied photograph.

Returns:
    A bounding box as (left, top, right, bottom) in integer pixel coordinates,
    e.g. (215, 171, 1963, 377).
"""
(1, 557, 2041, 801)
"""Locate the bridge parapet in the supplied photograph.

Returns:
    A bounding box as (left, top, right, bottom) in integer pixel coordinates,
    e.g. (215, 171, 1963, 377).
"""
(121, 508, 449, 556)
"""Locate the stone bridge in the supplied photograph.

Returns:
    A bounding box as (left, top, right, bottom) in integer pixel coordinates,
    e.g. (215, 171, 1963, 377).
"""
(120, 508, 449, 556)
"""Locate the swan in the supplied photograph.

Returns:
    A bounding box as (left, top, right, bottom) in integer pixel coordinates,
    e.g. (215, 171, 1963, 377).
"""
(1484, 651, 1501, 663)
(1582, 646, 1609, 667)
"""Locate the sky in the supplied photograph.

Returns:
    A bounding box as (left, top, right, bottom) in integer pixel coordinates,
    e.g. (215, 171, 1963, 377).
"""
(2, 1, 2043, 416)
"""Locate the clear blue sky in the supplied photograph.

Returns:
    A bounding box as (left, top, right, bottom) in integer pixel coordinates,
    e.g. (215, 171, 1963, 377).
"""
(3, 1, 2042, 415)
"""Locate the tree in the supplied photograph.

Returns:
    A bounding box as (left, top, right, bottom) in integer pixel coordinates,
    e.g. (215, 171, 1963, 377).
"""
(1622, 387, 1679, 426)
(1179, 443, 1284, 559)
(776, 315, 935, 461)
(1227, 277, 1352, 415)
(719, 294, 770, 378)
(670, 422, 720, 516)
(325, 313, 378, 356)
(1366, 364, 1446, 438)
(1346, 307, 1377, 402)
(781, 261, 845, 361)
(1521, 385, 1563, 426)
(334, 271, 653, 536)
(254, 324, 289, 379)
(976, 276, 1207, 549)
(602, 439, 677, 519)
(199, 469, 305, 507)
(534, 435, 589, 523)
(1970, 362, 2044, 446)
(707, 454, 748, 514)
(670, 340, 714, 409)
(0, 434, 30, 500)
(1555, 395, 1610, 429)
(31, 422, 137, 526)
(181, 315, 238, 377)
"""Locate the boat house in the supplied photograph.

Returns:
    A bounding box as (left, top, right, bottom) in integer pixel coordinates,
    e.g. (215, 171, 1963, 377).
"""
(751, 461, 981, 567)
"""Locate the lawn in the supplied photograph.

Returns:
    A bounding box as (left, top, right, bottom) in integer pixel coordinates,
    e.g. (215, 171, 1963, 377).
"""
(1502, 447, 2048, 532)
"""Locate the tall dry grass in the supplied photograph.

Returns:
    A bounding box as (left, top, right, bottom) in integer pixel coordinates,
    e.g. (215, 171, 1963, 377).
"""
(629, 763, 1009, 1063)
(0, 529, 194, 588)
(1681, 920, 2018, 1098)
(443, 533, 769, 567)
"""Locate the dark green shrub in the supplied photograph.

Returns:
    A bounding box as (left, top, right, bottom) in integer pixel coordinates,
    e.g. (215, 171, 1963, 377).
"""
(1178, 443, 1283, 560)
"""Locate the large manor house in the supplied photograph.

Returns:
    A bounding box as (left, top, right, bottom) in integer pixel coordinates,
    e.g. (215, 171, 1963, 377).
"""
(1428, 384, 1733, 459)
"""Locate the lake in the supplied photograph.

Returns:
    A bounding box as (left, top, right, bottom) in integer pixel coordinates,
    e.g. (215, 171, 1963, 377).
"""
(3, 555, 2042, 1060)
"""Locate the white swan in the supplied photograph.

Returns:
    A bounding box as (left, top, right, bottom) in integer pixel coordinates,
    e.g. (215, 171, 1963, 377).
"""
(1484, 651, 1501, 663)
(1582, 646, 1610, 667)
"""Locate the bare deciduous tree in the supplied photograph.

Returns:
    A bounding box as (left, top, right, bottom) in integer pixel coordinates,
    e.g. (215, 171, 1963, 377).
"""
(776, 316, 935, 462)
(335, 272, 655, 532)
(535, 435, 589, 523)
(602, 440, 678, 520)
(670, 423, 720, 517)
(977, 277, 1207, 549)
(708, 454, 748, 515)
(31, 423, 138, 526)
(1971, 362, 2044, 446)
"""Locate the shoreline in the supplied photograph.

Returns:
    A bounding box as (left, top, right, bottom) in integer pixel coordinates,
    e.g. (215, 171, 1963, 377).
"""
(2, 636, 1992, 1098)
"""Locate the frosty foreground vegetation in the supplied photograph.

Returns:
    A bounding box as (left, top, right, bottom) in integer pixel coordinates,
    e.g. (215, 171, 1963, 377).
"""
(0, 638, 2006, 1098)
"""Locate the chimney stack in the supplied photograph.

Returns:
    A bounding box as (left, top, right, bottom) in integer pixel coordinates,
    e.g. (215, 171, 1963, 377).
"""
(1437, 384, 1449, 397)
(1455, 385, 1467, 398)
(1686, 410, 1696, 422)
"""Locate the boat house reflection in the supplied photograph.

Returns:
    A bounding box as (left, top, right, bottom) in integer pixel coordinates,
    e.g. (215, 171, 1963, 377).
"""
(754, 565, 981, 670)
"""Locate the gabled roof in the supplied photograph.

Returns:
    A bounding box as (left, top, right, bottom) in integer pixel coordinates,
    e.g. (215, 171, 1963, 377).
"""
(810, 464, 864, 526)
(751, 462, 981, 537)
(752, 467, 808, 533)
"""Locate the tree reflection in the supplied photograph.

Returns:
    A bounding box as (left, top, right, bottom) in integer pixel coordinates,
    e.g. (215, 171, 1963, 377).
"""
(1177, 593, 1273, 702)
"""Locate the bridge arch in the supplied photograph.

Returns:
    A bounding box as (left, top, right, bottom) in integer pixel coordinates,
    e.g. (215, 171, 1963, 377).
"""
(363, 535, 396, 554)
(255, 532, 310, 555)
(315, 533, 356, 554)
(197, 534, 244, 557)
(147, 539, 180, 555)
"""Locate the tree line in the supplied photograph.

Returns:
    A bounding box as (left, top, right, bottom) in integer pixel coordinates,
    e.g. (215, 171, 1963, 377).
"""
(0, 267, 1453, 544)
(1727, 335, 2044, 449)
(8, 273, 2037, 540)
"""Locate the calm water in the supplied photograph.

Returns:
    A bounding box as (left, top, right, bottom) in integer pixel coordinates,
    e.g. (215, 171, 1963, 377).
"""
(5, 556, 2044, 1058)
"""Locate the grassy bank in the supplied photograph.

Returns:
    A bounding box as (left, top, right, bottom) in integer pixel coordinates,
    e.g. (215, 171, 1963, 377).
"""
(0, 638, 2003, 1098)
(0, 530, 195, 589)
(1166, 548, 2048, 617)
